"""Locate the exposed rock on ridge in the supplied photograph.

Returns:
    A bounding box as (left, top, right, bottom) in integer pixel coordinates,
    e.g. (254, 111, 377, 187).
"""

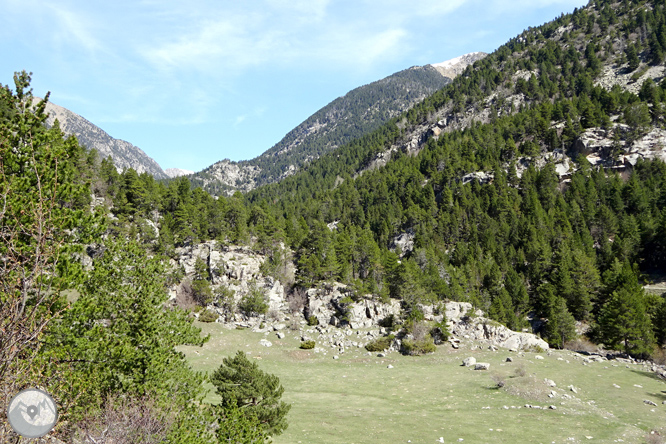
(189, 64, 453, 195)
(40, 100, 168, 179)
(431, 52, 488, 79)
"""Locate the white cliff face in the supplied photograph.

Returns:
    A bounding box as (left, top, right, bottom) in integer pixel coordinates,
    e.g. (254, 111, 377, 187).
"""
(165, 168, 194, 178)
(39, 100, 168, 179)
(431, 52, 488, 79)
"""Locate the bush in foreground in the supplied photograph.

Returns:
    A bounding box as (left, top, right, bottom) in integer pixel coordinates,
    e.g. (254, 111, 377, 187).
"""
(300, 340, 315, 349)
(365, 335, 395, 352)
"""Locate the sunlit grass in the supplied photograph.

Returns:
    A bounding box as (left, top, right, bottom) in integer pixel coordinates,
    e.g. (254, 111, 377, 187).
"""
(180, 322, 666, 443)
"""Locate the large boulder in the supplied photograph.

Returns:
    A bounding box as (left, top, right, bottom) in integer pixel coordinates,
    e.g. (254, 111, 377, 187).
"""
(451, 316, 549, 352)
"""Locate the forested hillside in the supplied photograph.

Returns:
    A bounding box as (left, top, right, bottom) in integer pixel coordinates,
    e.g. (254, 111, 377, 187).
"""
(188, 64, 452, 195)
(82, 0, 666, 357)
(5, 0, 666, 442)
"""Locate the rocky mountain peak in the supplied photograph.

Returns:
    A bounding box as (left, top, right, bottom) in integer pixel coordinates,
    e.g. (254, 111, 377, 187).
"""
(430, 51, 488, 79)
(38, 99, 168, 179)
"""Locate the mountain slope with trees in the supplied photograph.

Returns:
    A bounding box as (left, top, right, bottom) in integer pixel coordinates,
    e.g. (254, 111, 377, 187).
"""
(6, 0, 666, 441)
(88, 0, 666, 360)
(40, 99, 169, 179)
(189, 64, 456, 195)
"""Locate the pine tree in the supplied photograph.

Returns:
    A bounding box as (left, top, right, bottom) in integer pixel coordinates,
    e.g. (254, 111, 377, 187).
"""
(0, 72, 105, 431)
(544, 297, 577, 348)
(598, 286, 654, 357)
(210, 351, 291, 437)
(43, 238, 208, 422)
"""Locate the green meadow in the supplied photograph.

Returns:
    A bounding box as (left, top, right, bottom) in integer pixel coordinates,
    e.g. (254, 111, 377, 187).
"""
(180, 322, 666, 444)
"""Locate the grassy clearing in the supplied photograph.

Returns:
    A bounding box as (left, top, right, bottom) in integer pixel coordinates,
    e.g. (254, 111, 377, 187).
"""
(179, 322, 666, 443)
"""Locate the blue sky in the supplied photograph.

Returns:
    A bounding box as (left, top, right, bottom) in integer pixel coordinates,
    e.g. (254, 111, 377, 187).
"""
(1, 0, 587, 172)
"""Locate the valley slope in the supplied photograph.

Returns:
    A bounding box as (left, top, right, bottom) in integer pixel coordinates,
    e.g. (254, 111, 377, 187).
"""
(189, 55, 486, 195)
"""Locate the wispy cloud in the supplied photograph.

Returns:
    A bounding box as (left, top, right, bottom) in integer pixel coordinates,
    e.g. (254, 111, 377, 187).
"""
(46, 4, 102, 54)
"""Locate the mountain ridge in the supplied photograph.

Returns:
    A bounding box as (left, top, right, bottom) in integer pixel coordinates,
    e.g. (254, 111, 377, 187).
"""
(39, 100, 168, 179)
(189, 54, 485, 195)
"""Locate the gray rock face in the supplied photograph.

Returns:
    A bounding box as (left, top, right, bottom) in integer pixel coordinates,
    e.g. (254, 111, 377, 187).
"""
(305, 284, 401, 328)
(462, 357, 477, 367)
(193, 160, 261, 196)
(40, 100, 168, 179)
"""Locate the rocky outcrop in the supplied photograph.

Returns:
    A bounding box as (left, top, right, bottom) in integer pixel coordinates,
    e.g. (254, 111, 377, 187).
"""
(169, 242, 548, 352)
(570, 125, 666, 170)
(450, 315, 549, 351)
(194, 160, 261, 196)
(305, 283, 401, 329)
(431, 52, 488, 80)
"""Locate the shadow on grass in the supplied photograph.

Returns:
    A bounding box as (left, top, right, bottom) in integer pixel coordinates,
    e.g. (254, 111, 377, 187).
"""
(647, 391, 666, 402)
(630, 369, 666, 383)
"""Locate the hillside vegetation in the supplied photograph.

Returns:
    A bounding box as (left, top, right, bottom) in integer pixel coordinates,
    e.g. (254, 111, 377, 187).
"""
(4, 0, 666, 442)
(188, 65, 451, 195)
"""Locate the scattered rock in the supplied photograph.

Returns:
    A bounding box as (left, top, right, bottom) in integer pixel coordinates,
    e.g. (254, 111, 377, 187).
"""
(474, 362, 491, 371)
(377, 353, 386, 358)
(276, 332, 285, 339)
(333, 356, 339, 360)
(568, 385, 578, 394)
(259, 339, 272, 347)
(644, 399, 658, 406)
(387, 364, 394, 369)
(462, 357, 477, 367)
(549, 405, 557, 410)
(544, 378, 557, 387)
(506, 357, 513, 362)
(612, 383, 620, 389)
(535, 355, 544, 360)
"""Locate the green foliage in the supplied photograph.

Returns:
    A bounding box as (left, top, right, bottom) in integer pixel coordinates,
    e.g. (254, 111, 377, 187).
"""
(239, 284, 269, 317)
(300, 340, 316, 349)
(365, 335, 395, 352)
(401, 336, 437, 355)
(544, 297, 578, 349)
(431, 320, 451, 344)
(43, 238, 208, 420)
(214, 403, 269, 444)
(191, 278, 214, 306)
(199, 309, 219, 323)
(215, 285, 236, 322)
(378, 314, 397, 329)
(0, 72, 107, 434)
(598, 270, 655, 357)
(307, 315, 320, 326)
(210, 351, 291, 437)
(625, 43, 640, 72)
